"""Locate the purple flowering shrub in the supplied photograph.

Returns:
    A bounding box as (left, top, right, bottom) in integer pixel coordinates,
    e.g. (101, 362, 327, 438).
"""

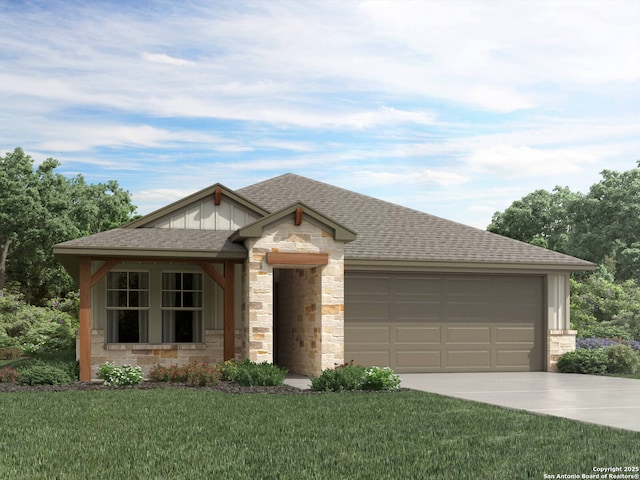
(577, 337, 640, 352)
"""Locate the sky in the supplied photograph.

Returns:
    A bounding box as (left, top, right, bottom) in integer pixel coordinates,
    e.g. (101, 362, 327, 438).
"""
(1, 0, 639, 229)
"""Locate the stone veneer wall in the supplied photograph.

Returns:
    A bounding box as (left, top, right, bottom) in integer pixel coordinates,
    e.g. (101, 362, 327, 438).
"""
(276, 268, 322, 375)
(547, 329, 577, 371)
(244, 217, 345, 376)
(86, 329, 243, 380)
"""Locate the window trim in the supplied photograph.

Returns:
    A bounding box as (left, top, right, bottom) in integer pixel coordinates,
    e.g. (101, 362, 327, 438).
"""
(105, 270, 150, 344)
(161, 271, 204, 343)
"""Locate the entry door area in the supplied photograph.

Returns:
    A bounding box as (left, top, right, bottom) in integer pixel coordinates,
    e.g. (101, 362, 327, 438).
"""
(344, 272, 544, 373)
(273, 267, 322, 376)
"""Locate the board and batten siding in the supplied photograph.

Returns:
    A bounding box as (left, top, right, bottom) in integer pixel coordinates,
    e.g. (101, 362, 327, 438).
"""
(148, 196, 260, 230)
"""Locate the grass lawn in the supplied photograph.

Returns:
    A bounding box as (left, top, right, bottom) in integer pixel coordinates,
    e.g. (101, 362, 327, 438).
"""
(0, 389, 637, 479)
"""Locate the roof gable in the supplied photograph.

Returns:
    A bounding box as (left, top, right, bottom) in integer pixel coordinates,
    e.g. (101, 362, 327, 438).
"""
(232, 202, 357, 242)
(126, 183, 269, 230)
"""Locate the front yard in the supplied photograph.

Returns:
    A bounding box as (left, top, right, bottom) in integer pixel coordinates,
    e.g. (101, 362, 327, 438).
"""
(0, 389, 637, 479)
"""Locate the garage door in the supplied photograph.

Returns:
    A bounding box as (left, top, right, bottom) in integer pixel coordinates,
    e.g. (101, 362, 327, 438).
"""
(344, 272, 544, 372)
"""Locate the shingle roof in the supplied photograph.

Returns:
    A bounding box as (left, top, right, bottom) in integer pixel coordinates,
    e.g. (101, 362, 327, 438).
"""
(54, 172, 594, 270)
(55, 228, 245, 256)
(237, 173, 594, 268)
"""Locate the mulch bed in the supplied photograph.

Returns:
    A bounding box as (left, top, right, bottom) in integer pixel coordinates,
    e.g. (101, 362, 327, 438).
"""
(0, 381, 411, 394)
(0, 381, 311, 394)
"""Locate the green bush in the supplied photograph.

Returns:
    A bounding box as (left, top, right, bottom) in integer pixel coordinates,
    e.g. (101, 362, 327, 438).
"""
(97, 362, 143, 387)
(0, 330, 18, 349)
(14, 353, 79, 382)
(219, 358, 252, 381)
(232, 361, 287, 386)
(310, 365, 368, 392)
(149, 362, 221, 386)
(362, 366, 401, 391)
(605, 345, 640, 374)
(18, 364, 73, 385)
(557, 349, 608, 374)
(0, 293, 77, 355)
(577, 323, 632, 341)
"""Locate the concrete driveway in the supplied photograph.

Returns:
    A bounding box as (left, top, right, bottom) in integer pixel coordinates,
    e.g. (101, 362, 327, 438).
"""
(399, 372, 640, 432)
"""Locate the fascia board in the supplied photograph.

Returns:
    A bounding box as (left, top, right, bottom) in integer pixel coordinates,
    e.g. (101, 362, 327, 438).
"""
(344, 258, 596, 273)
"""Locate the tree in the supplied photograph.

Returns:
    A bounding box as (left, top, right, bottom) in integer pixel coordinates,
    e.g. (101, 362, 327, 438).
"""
(568, 164, 640, 282)
(0, 148, 137, 303)
(487, 186, 580, 253)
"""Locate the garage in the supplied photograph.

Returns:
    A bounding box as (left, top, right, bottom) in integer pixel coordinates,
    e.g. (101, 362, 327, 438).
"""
(344, 272, 544, 372)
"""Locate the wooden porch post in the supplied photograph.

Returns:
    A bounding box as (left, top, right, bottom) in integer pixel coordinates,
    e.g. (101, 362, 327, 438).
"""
(223, 261, 235, 361)
(79, 257, 92, 381)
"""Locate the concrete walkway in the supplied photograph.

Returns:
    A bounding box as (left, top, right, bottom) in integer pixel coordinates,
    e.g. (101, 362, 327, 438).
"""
(399, 372, 640, 432)
(284, 372, 640, 432)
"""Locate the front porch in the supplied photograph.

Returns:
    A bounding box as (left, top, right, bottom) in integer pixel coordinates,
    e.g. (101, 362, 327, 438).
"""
(77, 258, 240, 381)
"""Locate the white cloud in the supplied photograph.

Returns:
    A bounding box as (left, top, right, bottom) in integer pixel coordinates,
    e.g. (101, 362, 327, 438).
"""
(466, 145, 611, 177)
(354, 169, 469, 187)
(142, 53, 194, 66)
(135, 188, 195, 202)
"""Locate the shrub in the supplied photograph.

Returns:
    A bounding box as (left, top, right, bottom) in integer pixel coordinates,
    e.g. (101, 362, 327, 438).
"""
(97, 362, 143, 387)
(0, 293, 77, 355)
(605, 345, 640, 374)
(149, 362, 221, 386)
(0, 330, 18, 349)
(219, 358, 252, 381)
(577, 337, 640, 352)
(233, 361, 287, 387)
(183, 363, 221, 386)
(622, 338, 640, 351)
(18, 364, 73, 385)
(0, 366, 19, 383)
(0, 347, 21, 360)
(362, 366, 401, 391)
(577, 323, 632, 341)
(557, 349, 608, 374)
(310, 365, 368, 392)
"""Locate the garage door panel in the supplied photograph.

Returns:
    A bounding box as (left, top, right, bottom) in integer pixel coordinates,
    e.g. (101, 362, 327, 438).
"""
(496, 326, 535, 343)
(446, 277, 493, 296)
(446, 326, 491, 344)
(346, 301, 390, 321)
(396, 350, 441, 369)
(345, 272, 544, 373)
(395, 326, 441, 344)
(495, 277, 542, 298)
(346, 325, 390, 343)
(394, 276, 442, 295)
(496, 350, 535, 369)
(447, 350, 491, 368)
(347, 276, 390, 296)
(446, 303, 491, 321)
(346, 351, 390, 367)
(492, 304, 540, 322)
(394, 301, 442, 320)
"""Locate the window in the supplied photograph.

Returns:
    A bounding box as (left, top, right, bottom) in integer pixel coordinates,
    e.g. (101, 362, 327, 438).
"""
(162, 272, 203, 342)
(106, 272, 149, 343)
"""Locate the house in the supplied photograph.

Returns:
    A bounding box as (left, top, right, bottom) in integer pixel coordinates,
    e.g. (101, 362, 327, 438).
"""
(53, 173, 595, 381)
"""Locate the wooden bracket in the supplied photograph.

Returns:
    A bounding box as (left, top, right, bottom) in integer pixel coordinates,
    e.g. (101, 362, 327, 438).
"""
(214, 188, 223, 206)
(295, 207, 304, 226)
